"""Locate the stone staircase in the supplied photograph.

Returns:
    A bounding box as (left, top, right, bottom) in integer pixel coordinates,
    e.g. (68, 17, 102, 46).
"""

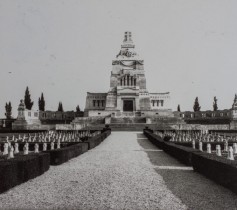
(110, 117, 146, 124)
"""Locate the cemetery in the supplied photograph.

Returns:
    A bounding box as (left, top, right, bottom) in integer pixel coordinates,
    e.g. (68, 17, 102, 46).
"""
(0, 1, 237, 207)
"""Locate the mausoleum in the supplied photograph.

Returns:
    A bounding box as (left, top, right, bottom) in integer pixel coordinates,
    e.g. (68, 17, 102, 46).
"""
(84, 32, 173, 118)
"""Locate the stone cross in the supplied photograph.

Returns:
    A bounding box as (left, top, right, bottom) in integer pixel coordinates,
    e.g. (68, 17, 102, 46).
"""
(207, 143, 211, 153)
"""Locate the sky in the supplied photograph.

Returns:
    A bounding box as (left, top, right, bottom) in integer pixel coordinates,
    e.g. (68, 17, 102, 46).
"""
(0, 0, 237, 118)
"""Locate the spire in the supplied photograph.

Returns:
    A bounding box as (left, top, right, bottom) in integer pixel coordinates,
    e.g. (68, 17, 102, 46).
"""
(121, 31, 135, 48)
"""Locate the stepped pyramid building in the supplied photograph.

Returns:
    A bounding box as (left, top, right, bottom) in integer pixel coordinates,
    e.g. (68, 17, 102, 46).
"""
(84, 32, 173, 118)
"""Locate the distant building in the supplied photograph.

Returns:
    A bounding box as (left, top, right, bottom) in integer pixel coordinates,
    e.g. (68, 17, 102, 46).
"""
(84, 32, 172, 117)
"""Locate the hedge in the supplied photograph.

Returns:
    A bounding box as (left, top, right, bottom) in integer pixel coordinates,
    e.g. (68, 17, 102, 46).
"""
(0, 153, 50, 193)
(144, 129, 237, 194)
(163, 142, 199, 166)
(43, 129, 111, 165)
(143, 130, 165, 149)
(43, 143, 89, 165)
(144, 129, 199, 165)
(192, 152, 237, 194)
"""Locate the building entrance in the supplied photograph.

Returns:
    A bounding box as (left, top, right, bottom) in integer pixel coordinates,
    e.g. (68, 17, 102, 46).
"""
(123, 100, 134, 112)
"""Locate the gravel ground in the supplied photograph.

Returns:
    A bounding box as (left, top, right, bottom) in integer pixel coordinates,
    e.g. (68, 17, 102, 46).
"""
(138, 133, 237, 210)
(0, 132, 186, 210)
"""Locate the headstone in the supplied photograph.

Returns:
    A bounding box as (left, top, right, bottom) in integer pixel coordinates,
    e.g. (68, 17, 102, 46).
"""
(8, 146, 14, 159)
(57, 141, 60, 149)
(227, 146, 234, 160)
(199, 141, 203, 151)
(233, 143, 237, 154)
(216, 145, 221, 156)
(207, 143, 211, 153)
(14, 143, 19, 154)
(224, 141, 228, 152)
(34, 143, 39, 153)
(43, 143, 47, 151)
(3, 143, 8, 155)
(51, 142, 54, 150)
(23, 143, 29, 155)
(192, 140, 195, 149)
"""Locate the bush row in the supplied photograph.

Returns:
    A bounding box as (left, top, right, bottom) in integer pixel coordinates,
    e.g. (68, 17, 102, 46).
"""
(192, 152, 237, 194)
(144, 130, 197, 165)
(0, 129, 111, 193)
(144, 129, 237, 194)
(43, 143, 89, 165)
(0, 153, 50, 194)
(43, 129, 111, 165)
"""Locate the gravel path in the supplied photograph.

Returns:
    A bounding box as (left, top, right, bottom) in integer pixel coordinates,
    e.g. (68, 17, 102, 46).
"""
(0, 132, 187, 210)
(137, 133, 237, 210)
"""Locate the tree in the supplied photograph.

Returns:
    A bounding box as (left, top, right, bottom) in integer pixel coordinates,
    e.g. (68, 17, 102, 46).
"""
(58, 102, 64, 112)
(76, 105, 80, 112)
(5, 102, 12, 119)
(38, 93, 45, 111)
(213, 96, 218, 111)
(193, 97, 201, 112)
(177, 104, 181, 112)
(24, 86, 34, 110)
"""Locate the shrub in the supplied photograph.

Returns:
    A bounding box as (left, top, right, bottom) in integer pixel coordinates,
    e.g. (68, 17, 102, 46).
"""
(43, 143, 89, 165)
(192, 152, 237, 194)
(0, 153, 50, 193)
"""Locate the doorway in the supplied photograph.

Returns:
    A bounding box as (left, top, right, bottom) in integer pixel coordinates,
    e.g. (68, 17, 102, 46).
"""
(123, 100, 134, 112)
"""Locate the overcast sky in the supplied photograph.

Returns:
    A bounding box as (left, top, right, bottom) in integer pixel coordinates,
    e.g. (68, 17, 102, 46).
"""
(0, 0, 237, 118)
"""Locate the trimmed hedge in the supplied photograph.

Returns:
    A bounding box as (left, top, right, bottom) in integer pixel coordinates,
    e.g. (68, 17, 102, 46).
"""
(44, 129, 111, 165)
(192, 152, 237, 194)
(85, 129, 111, 150)
(144, 129, 237, 194)
(0, 153, 50, 193)
(43, 143, 88, 165)
(143, 130, 165, 149)
(144, 129, 198, 165)
(163, 142, 199, 166)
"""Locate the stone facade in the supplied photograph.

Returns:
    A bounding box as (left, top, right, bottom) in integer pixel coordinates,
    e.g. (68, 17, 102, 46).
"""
(84, 32, 172, 117)
(12, 100, 41, 130)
